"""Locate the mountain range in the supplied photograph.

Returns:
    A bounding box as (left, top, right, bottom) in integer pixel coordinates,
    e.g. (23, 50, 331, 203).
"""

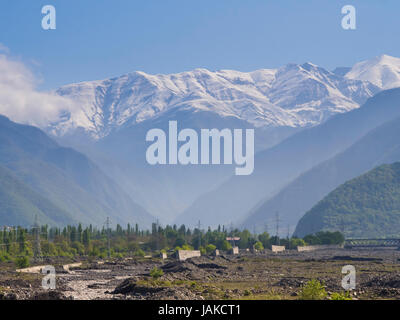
(47, 55, 394, 224)
(181, 87, 400, 228)
(50, 61, 379, 141)
(2, 54, 400, 230)
(242, 88, 400, 233)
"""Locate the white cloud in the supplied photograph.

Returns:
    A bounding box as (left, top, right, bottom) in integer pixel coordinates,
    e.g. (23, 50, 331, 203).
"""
(0, 49, 78, 128)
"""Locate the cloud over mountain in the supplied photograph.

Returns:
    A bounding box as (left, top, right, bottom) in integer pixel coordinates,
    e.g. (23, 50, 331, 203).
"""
(0, 48, 78, 128)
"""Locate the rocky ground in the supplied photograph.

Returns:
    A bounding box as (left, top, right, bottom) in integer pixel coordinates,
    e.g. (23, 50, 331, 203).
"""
(1, 249, 400, 300)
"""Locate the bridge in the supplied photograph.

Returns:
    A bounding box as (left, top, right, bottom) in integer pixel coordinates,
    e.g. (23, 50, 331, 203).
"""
(344, 238, 400, 249)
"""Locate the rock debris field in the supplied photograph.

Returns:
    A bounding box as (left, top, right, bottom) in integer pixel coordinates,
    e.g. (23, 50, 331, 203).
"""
(1, 249, 400, 300)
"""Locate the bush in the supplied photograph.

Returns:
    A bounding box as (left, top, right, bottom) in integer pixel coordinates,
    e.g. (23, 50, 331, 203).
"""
(290, 238, 306, 248)
(258, 232, 270, 248)
(181, 244, 194, 251)
(220, 240, 232, 251)
(0, 253, 11, 262)
(303, 234, 321, 245)
(205, 244, 216, 255)
(134, 249, 145, 257)
(89, 246, 101, 257)
(254, 241, 264, 250)
(113, 252, 124, 259)
(150, 267, 164, 279)
(174, 237, 186, 248)
(15, 256, 30, 269)
(298, 279, 327, 300)
(331, 291, 352, 300)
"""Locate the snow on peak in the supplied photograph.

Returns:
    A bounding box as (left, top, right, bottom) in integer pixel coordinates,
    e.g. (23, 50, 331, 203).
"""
(346, 54, 400, 89)
(48, 58, 387, 140)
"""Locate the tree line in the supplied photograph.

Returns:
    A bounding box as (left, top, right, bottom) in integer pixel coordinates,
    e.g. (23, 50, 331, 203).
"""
(0, 223, 344, 267)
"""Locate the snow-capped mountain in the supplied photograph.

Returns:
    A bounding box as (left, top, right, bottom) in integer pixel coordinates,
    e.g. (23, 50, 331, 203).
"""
(15, 54, 400, 225)
(48, 61, 380, 140)
(346, 54, 400, 89)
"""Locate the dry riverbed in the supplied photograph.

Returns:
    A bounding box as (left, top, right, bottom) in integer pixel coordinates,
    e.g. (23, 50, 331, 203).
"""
(1, 249, 400, 300)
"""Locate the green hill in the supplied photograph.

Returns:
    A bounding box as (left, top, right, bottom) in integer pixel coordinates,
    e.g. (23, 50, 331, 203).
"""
(295, 162, 400, 238)
(0, 115, 154, 227)
(0, 164, 75, 226)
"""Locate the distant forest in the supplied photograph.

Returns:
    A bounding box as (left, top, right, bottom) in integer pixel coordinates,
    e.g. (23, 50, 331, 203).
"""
(0, 223, 344, 268)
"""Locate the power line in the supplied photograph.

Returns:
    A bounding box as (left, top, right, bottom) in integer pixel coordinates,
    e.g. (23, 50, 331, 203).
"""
(198, 220, 201, 248)
(275, 211, 281, 245)
(33, 215, 42, 262)
(105, 217, 111, 258)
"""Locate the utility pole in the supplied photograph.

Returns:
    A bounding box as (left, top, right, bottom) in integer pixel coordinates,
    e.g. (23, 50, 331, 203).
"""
(106, 217, 111, 258)
(33, 215, 42, 262)
(340, 217, 345, 236)
(275, 211, 281, 246)
(156, 219, 159, 251)
(198, 220, 201, 248)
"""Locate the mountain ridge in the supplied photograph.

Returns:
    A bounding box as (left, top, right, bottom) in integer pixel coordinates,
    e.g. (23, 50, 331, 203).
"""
(0, 115, 154, 227)
(242, 105, 400, 233)
(179, 88, 400, 228)
(294, 162, 400, 238)
(46, 58, 384, 142)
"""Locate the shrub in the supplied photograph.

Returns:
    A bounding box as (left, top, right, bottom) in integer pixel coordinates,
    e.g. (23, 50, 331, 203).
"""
(1, 252, 11, 262)
(205, 244, 217, 255)
(220, 240, 232, 251)
(15, 256, 30, 269)
(181, 244, 194, 250)
(150, 267, 164, 279)
(89, 246, 101, 257)
(113, 252, 124, 259)
(134, 249, 145, 257)
(290, 238, 306, 248)
(258, 232, 270, 248)
(298, 279, 327, 300)
(254, 241, 264, 250)
(174, 237, 186, 248)
(331, 291, 352, 300)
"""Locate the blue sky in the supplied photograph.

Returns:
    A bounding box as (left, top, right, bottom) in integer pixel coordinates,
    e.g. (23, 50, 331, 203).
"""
(0, 0, 399, 89)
